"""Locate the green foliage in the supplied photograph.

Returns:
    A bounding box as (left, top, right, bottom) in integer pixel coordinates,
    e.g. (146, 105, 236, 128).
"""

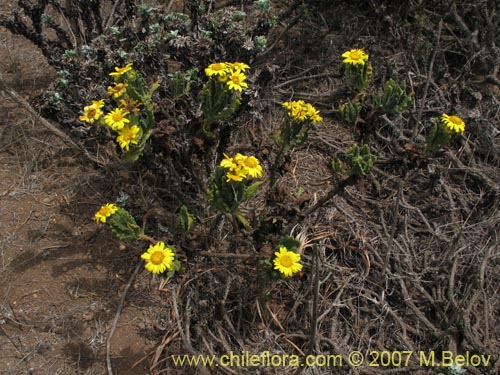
(207, 167, 246, 214)
(200, 79, 241, 137)
(166, 258, 182, 278)
(114, 69, 159, 162)
(106, 208, 142, 241)
(346, 144, 376, 176)
(277, 236, 302, 252)
(274, 117, 313, 154)
(374, 78, 413, 114)
(425, 117, 452, 154)
(333, 144, 376, 177)
(344, 62, 372, 92)
(339, 99, 361, 125)
(274, 101, 321, 154)
(179, 205, 195, 234)
(208, 163, 263, 231)
(171, 70, 194, 100)
(244, 181, 264, 201)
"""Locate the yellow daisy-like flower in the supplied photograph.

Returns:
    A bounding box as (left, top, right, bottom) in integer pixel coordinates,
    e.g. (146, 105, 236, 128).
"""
(107, 82, 128, 98)
(119, 98, 142, 113)
(441, 114, 465, 134)
(220, 153, 263, 181)
(104, 108, 130, 131)
(109, 63, 133, 80)
(273, 246, 303, 278)
(220, 154, 245, 182)
(239, 154, 263, 178)
(79, 100, 105, 124)
(141, 241, 175, 275)
(94, 203, 118, 223)
(92, 99, 105, 109)
(220, 153, 238, 170)
(230, 62, 250, 72)
(116, 124, 140, 151)
(342, 49, 369, 66)
(283, 100, 322, 123)
(205, 62, 229, 77)
(305, 103, 323, 123)
(217, 73, 230, 83)
(226, 169, 246, 182)
(226, 71, 248, 92)
(283, 100, 307, 121)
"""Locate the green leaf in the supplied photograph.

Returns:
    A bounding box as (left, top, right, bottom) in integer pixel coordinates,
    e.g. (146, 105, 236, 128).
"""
(278, 235, 301, 252)
(233, 210, 252, 230)
(179, 205, 195, 234)
(106, 207, 142, 240)
(243, 181, 264, 201)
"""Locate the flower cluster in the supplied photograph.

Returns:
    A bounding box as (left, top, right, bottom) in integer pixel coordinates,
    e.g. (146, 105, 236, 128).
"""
(282, 100, 323, 123)
(141, 241, 178, 275)
(205, 61, 250, 92)
(79, 63, 155, 159)
(220, 153, 263, 182)
(441, 114, 465, 134)
(273, 246, 303, 278)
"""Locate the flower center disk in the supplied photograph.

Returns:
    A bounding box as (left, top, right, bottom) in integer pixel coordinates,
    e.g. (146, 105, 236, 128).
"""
(150, 251, 165, 265)
(350, 51, 361, 60)
(279, 255, 294, 268)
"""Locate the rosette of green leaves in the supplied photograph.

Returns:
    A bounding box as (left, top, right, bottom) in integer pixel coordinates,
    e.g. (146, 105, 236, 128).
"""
(200, 78, 241, 137)
(105, 207, 142, 240)
(374, 78, 413, 114)
(332, 144, 376, 177)
(339, 99, 361, 125)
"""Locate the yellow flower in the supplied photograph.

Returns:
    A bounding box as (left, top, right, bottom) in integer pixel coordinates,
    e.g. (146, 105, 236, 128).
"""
(273, 246, 303, 277)
(226, 169, 246, 182)
(283, 100, 307, 121)
(220, 153, 238, 170)
(283, 100, 322, 123)
(141, 242, 175, 275)
(226, 71, 248, 92)
(441, 114, 465, 134)
(305, 103, 323, 123)
(109, 63, 133, 80)
(107, 82, 128, 98)
(342, 49, 369, 66)
(104, 108, 130, 131)
(239, 154, 263, 178)
(94, 203, 118, 223)
(205, 62, 229, 77)
(79, 100, 105, 124)
(220, 154, 245, 182)
(119, 98, 142, 113)
(220, 153, 263, 181)
(230, 62, 250, 72)
(116, 124, 140, 151)
(92, 99, 105, 109)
